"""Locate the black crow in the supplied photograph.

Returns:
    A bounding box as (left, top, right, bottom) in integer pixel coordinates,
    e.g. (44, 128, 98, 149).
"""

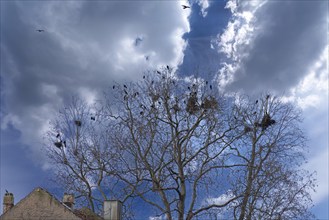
(75, 120, 81, 126)
(36, 29, 45, 32)
(54, 141, 63, 149)
(182, 5, 190, 9)
(91, 116, 95, 121)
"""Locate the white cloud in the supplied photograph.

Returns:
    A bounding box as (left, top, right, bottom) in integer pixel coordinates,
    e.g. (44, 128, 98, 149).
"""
(205, 190, 235, 206)
(283, 46, 328, 110)
(215, 0, 263, 90)
(149, 215, 165, 220)
(196, 0, 210, 17)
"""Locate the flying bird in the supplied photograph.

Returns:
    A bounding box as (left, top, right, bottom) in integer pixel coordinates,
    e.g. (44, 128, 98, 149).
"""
(182, 5, 190, 9)
(36, 29, 45, 32)
(91, 116, 95, 121)
(255, 100, 258, 104)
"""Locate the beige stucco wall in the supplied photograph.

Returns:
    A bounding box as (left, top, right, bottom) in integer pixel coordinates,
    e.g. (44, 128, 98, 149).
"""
(0, 188, 81, 220)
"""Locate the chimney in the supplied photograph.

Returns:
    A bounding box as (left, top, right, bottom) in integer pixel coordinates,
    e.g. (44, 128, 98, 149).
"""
(3, 192, 14, 214)
(103, 200, 122, 220)
(63, 193, 75, 209)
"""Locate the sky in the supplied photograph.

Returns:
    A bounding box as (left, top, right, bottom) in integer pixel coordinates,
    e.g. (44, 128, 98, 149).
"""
(0, 0, 328, 219)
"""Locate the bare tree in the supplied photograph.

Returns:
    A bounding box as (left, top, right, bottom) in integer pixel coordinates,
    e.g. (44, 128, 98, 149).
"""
(103, 69, 244, 220)
(46, 97, 134, 217)
(224, 94, 316, 220)
(46, 69, 315, 219)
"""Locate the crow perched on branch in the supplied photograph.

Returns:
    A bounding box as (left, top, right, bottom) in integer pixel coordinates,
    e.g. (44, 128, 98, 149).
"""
(75, 120, 82, 126)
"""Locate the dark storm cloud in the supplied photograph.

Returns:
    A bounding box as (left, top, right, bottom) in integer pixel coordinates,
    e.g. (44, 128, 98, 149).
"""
(221, 1, 327, 94)
(1, 1, 189, 165)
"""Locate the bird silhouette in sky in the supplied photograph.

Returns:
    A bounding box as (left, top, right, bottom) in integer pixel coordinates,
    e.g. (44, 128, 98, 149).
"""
(36, 29, 45, 32)
(182, 5, 190, 9)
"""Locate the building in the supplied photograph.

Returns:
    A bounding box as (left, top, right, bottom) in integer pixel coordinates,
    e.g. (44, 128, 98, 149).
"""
(0, 187, 122, 220)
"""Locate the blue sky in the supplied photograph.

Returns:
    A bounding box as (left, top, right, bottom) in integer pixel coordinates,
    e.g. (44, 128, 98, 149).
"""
(0, 0, 328, 219)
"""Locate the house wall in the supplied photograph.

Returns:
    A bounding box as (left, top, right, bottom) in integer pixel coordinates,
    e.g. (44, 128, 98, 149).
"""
(0, 188, 81, 220)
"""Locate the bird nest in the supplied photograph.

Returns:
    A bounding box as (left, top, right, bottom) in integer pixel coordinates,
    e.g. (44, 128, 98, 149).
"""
(186, 95, 199, 114)
(201, 96, 218, 110)
(255, 114, 276, 130)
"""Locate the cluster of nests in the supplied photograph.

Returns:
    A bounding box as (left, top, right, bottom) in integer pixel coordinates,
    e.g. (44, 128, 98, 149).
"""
(140, 91, 218, 115)
(244, 113, 276, 133)
(186, 94, 218, 114)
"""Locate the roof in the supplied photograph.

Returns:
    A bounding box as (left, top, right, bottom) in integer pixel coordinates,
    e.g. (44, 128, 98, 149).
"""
(74, 207, 104, 220)
(0, 187, 103, 220)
